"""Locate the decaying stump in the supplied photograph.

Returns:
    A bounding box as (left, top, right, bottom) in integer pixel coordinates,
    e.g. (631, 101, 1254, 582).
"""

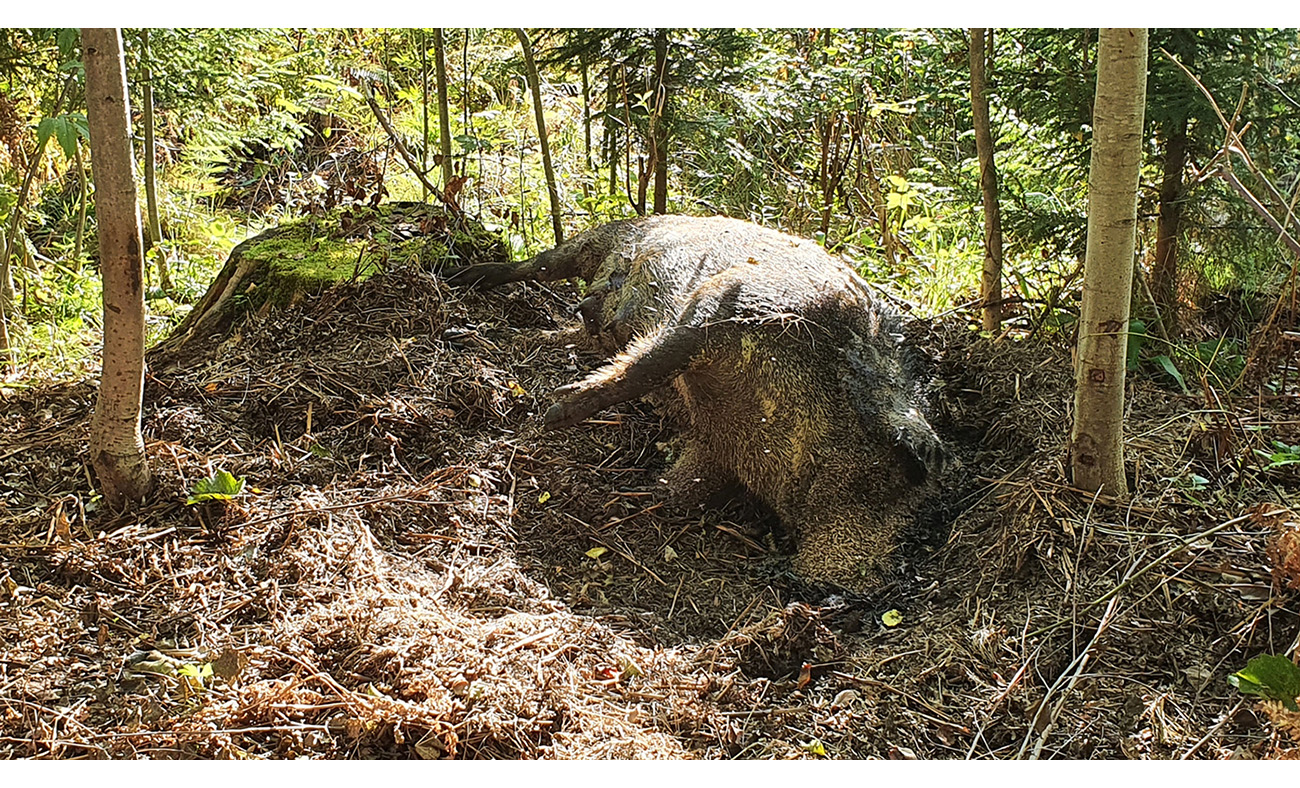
(150, 202, 505, 364)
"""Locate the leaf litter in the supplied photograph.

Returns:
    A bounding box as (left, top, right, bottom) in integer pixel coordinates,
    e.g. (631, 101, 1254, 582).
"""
(1, 249, 1298, 759)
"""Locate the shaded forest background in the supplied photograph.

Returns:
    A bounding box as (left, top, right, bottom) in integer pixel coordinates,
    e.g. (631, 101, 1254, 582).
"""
(1, 27, 1298, 387)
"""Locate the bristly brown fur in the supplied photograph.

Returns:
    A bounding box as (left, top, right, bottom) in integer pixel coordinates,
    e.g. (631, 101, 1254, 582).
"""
(449, 215, 946, 590)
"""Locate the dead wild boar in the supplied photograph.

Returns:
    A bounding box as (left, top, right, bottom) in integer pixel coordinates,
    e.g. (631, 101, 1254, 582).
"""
(447, 215, 945, 591)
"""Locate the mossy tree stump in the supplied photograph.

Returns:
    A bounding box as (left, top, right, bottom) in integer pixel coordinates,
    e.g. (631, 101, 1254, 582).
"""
(151, 202, 506, 364)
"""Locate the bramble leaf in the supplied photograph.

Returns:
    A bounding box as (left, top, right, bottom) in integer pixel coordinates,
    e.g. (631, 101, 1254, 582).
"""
(187, 470, 247, 505)
(1229, 654, 1300, 712)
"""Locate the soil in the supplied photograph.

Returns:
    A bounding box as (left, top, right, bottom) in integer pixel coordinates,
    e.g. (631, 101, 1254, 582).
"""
(2, 241, 1299, 759)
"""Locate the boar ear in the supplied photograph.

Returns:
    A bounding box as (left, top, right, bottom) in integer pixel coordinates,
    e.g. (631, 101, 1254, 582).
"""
(892, 423, 947, 485)
(893, 443, 930, 485)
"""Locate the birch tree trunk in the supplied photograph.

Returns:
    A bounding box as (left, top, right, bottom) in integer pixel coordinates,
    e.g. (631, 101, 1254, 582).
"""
(84, 27, 152, 507)
(970, 27, 1004, 332)
(1071, 28, 1148, 495)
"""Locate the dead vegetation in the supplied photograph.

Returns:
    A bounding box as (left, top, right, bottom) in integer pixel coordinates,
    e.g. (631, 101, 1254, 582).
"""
(2, 248, 1299, 758)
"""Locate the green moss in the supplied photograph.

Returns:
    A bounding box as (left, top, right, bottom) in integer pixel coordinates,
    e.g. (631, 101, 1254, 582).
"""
(390, 236, 449, 269)
(237, 219, 373, 310)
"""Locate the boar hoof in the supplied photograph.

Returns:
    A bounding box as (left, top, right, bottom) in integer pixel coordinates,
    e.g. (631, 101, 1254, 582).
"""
(543, 399, 582, 430)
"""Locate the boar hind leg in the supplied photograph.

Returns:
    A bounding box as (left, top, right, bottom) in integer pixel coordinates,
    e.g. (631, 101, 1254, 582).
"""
(543, 324, 703, 430)
(544, 269, 744, 430)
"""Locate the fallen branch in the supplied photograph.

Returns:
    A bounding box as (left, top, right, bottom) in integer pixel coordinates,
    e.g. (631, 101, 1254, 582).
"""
(1018, 596, 1119, 759)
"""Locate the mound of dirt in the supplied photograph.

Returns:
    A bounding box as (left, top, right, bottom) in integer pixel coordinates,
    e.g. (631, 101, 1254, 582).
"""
(2, 253, 1298, 759)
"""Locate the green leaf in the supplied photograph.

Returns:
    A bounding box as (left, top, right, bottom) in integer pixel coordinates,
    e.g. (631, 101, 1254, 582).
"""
(1229, 655, 1300, 711)
(177, 662, 214, 681)
(1153, 355, 1188, 395)
(1126, 319, 1147, 371)
(68, 113, 89, 139)
(36, 117, 55, 150)
(1014, 270, 1032, 302)
(52, 115, 77, 159)
(57, 28, 79, 60)
(881, 609, 903, 627)
(186, 470, 247, 505)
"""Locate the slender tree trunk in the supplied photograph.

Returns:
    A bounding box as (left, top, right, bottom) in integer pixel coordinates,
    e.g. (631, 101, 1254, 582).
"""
(651, 28, 669, 215)
(83, 27, 152, 507)
(818, 112, 834, 236)
(970, 27, 1004, 332)
(420, 29, 429, 201)
(513, 28, 563, 244)
(1071, 28, 1148, 496)
(0, 285, 9, 372)
(2, 75, 76, 317)
(140, 30, 172, 294)
(0, 223, 12, 371)
(1, 73, 77, 371)
(581, 51, 593, 172)
(74, 140, 88, 261)
(434, 28, 454, 189)
(1151, 114, 1188, 337)
(860, 126, 897, 267)
(0, 223, 10, 371)
(606, 69, 618, 197)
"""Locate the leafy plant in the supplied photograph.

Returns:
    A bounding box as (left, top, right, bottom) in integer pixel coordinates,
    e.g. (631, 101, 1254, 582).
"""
(36, 112, 88, 159)
(1153, 354, 1189, 395)
(1230, 654, 1300, 712)
(1125, 318, 1147, 371)
(1255, 441, 1300, 471)
(186, 469, 247, 504)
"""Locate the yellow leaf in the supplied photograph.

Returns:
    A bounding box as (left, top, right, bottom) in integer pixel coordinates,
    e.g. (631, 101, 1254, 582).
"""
(882, 609, 903, 627)
(538, 491, 551, 504)
(801, 739, 827, 757)
(585, 546, 608, 560)
(507, 381, 527, 397)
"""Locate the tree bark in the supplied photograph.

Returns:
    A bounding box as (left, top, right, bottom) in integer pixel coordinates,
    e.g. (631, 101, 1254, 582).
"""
(970, 28, 1004, 332)
(140, 29, 173, 294)
(1071, 28, 1148, 496)
(651, 28, 669, 215)
(83, 27, 152, 507)
(581, 51, 593, 172)
(434, 28, 454, 190)
(606, 70, 619, 197)
(514, 28, 564, 244)
(1151, 114, 1188, 337)
(419, 29, 429, 201)
(74, 140, 88, 261)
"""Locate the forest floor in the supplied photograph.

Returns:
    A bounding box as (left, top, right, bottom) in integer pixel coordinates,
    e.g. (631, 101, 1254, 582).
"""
(2, 248, 1300, 759)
